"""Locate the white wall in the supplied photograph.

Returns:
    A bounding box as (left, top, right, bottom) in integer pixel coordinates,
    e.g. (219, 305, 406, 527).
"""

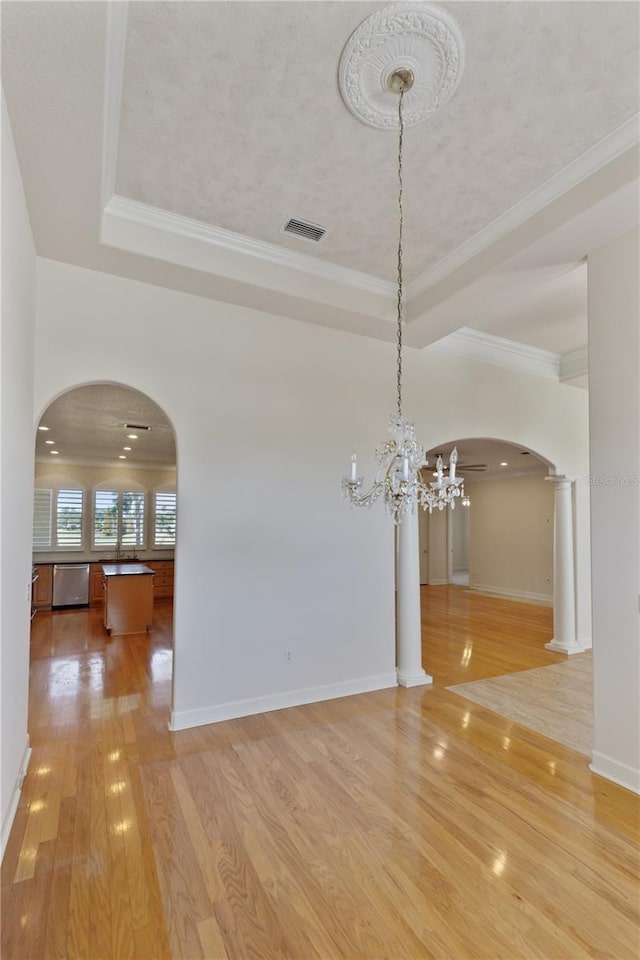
(34, 258, 591, 730)
(588, 228, 640, 793)
(35, 259, 398, 728)
(467, 476, 554, 604)
(1, 95, 36, 855)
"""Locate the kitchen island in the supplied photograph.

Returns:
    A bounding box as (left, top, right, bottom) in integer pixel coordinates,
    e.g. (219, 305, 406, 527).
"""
(102, 564, 155, 636)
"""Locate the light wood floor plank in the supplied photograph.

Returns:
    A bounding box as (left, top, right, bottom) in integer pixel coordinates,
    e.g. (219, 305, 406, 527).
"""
(2, 590, 639, 959)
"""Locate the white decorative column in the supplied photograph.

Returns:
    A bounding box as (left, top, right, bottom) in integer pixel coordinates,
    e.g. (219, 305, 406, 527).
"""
(397, 509, 433, 687)
(545, 476, 580, 655)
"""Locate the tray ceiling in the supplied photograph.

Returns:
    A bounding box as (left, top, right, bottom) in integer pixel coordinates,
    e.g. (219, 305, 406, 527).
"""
(116, 0, 639, 282)
(2, 1, 638, 361)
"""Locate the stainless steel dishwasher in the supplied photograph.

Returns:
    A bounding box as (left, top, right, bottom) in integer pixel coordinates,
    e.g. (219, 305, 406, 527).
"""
(52, 563, 90, 607)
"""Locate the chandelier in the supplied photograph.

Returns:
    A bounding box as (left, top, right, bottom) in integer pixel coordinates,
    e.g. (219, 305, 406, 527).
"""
(341, 65, 464, 524)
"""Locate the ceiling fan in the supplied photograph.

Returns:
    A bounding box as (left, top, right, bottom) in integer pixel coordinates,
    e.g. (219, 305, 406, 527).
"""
(418, 460, 487, 480)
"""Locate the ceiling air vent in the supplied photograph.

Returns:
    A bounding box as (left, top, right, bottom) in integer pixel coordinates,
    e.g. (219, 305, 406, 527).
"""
(282, 218, 327, 243)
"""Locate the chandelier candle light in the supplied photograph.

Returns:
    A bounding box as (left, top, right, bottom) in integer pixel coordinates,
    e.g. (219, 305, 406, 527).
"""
(341, 67, 463, 524)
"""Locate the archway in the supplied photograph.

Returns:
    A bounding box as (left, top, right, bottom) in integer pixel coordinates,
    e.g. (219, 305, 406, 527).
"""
(420, 438, 554, 605)
(32, 381, 178, 721)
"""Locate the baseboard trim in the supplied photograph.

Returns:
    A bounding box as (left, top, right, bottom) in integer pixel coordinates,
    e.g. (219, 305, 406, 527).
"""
(1, 739, 31, 862)
(170, 671, 398, 731)
(590, 751, 640, 795)
(469, 583, 553, 606)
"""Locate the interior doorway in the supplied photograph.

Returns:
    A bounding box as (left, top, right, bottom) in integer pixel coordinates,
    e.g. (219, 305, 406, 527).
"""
(451, 504, 470, 584)
(31, 382, 177, 719)
(419, 438, 554, 599)
(419, 507, 452, 586)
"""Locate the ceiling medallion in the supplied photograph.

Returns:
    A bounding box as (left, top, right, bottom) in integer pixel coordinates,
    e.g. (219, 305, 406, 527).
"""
(338, 2, 465, 129)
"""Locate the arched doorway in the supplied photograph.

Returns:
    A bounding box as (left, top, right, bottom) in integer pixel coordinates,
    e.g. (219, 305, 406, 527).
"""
(31, 382, 177, 719)
(419, 438, 554, 605)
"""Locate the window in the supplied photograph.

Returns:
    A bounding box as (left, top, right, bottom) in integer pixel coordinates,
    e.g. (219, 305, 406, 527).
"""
(32, 487, 83, 549)
(56, 489, 83, 547)
(93, 490, 146, 548)
(33, 488, 53, 548)
(154, 491, 177, 546)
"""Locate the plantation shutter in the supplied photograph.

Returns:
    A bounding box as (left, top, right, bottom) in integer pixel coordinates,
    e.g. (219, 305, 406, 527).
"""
(121, 491, 146, 547)
(94, 490, 118, 547)
(56, 489, 83, 547)
(33, 488, 52, 549)
(154, 492, 176, 546)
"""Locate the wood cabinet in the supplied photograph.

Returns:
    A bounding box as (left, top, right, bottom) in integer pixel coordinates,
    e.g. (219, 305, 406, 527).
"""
(32, 564, 53, 610)
(90, 564, 105, 605)
(42, 559, 173, 610)
(103, 565, 154, 636)
(145, 561, 174, 599)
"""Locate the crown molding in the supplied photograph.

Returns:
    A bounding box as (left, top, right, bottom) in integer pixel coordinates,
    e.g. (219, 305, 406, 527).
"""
(406, 114, 640, 300)
(430, 327, 561, 380)
(560, 345, 588, 382)
(101, 1, 129, 209)
(103, 195, 396, 299)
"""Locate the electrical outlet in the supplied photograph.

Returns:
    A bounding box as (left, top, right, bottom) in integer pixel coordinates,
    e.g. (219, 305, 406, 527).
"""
(284, 648, 293, 664)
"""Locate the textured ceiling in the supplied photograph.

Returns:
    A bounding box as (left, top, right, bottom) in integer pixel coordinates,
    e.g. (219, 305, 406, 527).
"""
(116, 1, 640, 282)
(36, 385, 176, 466)
(1, 1, 638, 360)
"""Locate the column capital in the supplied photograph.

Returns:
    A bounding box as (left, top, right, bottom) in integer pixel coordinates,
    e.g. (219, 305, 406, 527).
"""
(545, 475, 575, 486)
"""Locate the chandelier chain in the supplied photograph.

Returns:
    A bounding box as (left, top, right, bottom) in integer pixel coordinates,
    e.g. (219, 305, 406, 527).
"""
(396, 86, 405, 420)
(341, 69, 464, 523)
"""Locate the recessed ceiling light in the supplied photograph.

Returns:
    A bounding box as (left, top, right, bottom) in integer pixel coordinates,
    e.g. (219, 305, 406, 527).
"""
(500, 461, 508, 466)
(127, 434, 138, 440)
(123, 446, 131, 451)
(38, 426, 49, 431)
(50, 450, 59, 455)
(45, 440, 55, 445)
(119, 455, 127, 460)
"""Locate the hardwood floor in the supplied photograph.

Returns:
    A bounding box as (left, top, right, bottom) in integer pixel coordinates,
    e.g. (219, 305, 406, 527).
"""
(2, 588, 639, 959)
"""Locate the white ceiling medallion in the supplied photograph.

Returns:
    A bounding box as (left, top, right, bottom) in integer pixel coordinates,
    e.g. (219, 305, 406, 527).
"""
(339, 2, 465, 129)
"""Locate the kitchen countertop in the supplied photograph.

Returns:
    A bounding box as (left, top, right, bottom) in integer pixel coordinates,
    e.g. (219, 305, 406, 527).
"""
(102, 564, 155, 577)
(34, 555, 174, 565)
